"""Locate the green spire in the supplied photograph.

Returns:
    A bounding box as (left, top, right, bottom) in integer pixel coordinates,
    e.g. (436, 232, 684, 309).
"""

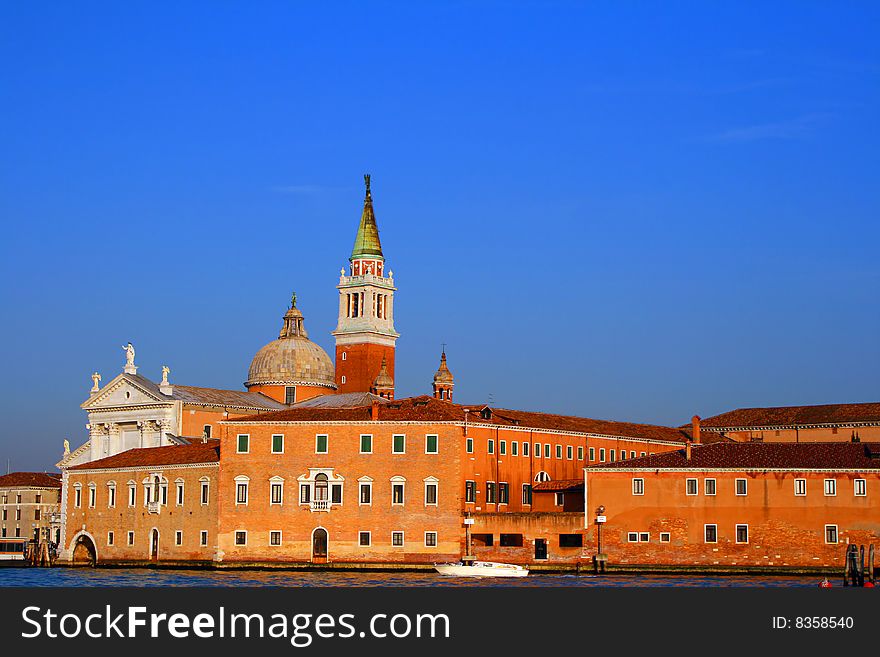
(350, 173, 384, 261)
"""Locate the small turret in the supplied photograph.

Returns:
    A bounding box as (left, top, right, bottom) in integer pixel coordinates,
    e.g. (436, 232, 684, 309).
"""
(370, 356, 395, 400)
(432, 349, 454, 401)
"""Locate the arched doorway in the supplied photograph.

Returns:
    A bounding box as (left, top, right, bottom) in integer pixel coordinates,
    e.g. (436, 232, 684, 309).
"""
(72, 534, 97, 566)
(150, 529, 159, 561)
(312, 527, 328, 564)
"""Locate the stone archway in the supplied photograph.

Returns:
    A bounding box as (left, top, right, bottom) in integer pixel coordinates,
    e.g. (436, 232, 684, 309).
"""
(71, 533, 97, 567)
(311, 527, 328, 563)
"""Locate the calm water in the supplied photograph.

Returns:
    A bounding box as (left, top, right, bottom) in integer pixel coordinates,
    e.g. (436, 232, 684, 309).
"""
(0, 568, 822, 588)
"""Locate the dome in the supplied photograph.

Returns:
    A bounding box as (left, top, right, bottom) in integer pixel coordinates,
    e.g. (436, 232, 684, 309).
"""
(433, 350, 454, 384)
(245, 303, 337, 390)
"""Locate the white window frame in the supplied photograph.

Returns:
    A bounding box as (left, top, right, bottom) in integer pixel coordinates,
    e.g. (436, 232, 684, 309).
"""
(855, 479, 867, 497)
(107, 531, 114, 546)
(269, 530, 282, 547)
(567, 445, 573, 460)
(735, 524, 749, 544)
(269, 476, 284, 506)
(534, 442, 541, 457)
(424, 477, 439, 506)
(392, 434, 406, 454)
(391, 476, 406, 506)
(466, 437, 474, 453)
(341, 375, 346, 384)
(544, 444, 551, 458)
(200, 477, 210, 506)
(487, 439, 494, 454)
(639, 532, 649, 543)
(200, 530, 208, 546)
(735, 478, 748, 496)
(360, 434, 373, 454)
(599, 448, 606, 462)
(554, 492, 564, 506)
(271, 434, 284, 454)
(234, 476, 249, 506)
(577, 446, 584, 460)
(534, 471, 550, 483)
(236, 434, 249, 454)
(824, 479, 837, 497)
(659, 532, 671, 543)
(127, 531, 134, 546)
(391, 531, 404, 547)
(175, 479, 184, 506)
(358, 531, 371, 547)
(686, 478, 698, 496)
(424, 531, 438, 548)
(556, 444, 562, 459)
(234, 530, 248, 546)
(704, 524, 718, 543)
(128, 481, 136, 507)
(704, 478, 716, 496)
(511, 441, 518, 457)
(315, 433, 328, 454)
(107, 482, 117, 508)
(425, 434, 439, 454)
(523, 442, 530, 457)
(175, 530, 183, 546)
(632, 478, 645, 496)
(358, 477, 373, 506)
(825, 524, 838, 544)
(794, 478, 807, 496)
(499, 440, 506, 456)
(627, 532, 639, 543)
(88, 483, 96, 508)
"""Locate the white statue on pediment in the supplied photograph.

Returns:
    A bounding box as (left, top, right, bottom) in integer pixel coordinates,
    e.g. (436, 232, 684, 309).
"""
(91, 372, 101, 393)
(122, 342, 136, 367)
(161, 366, 170, 386)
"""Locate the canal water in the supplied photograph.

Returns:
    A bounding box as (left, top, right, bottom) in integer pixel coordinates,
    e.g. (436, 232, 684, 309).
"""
(0, 568, 823, 587)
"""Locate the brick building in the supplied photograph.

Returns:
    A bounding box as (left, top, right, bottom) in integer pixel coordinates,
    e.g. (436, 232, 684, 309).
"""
(582, 441, 880, 569)
(0, 472, 62, 543)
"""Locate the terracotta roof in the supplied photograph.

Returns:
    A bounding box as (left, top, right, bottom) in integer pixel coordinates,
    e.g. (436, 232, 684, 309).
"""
(122, 374, 285, 410)
(533, 479, 584, 492)
(698, 402, 880, 430)
(0, 472, 62, 488)
(586, 442, 880, 471)
(223, 395, 691, 443)
(68, 441, 220, 471)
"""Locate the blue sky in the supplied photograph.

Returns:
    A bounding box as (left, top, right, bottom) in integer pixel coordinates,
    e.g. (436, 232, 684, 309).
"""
(1, 2, 878, 470)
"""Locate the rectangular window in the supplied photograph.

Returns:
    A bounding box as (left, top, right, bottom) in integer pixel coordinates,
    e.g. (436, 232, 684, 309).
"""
(236, 483, 248, 505)
(556, 445, 562, 459)
(554, 492, 564, 506)
(285, 386, 296, 404)
(522, 484, 532, 505)
(486, 482, 497, 504)
(360, 434, 372, 453)
(200, 481, 209, 505)
(424, 434, 438, 453)
(271, 434, 284, 454)
(627, 532, 639, 543)
(425, 482, 438, 505)
(200, 531, 208, 546)
(522, 442, 529, 457)
(577, 446, 584, 460)
(315, 434, 328, 454)
(466, 437, 474, 453)
(641, 451, 647, 457)
(107, 531, 114, 546)
(589, 447, 595, 461)
(794, 478, 807, 496)
(498, 482, 509, 505)
(735, 479, 748, 496)
(425, 532, 438, 547)
(824, 479, 837, 496)
(488, 439, 494, 454)
(393, 434, 406, 454)
(359, 482, 372, 505)
(639, 532, 649, 543)
(331, 484, 342, 504)
(127, 531, 134, 546)
(599, 448, 606, 462)
(659, 532, 671, 543)
(234, 531, 247, 546)
(465, 480, 476, 503)
(567, 445, 573, 460)
(704, 524, 717, 543)
(391, 531, 404, 547)
(88, 487, 96, 508)
(108, 486, 116, 508)
(270, 482, 283, 505)
(686, 478, 698, 496)
(632, 478, 645, 495)
(392, 483, 405, 505)
(610, 449, 616, 462)
(499, 440, 506, 456)
(534, 442, 541, 457)
(74, 487, 81, 508)
(175, 531, 183, 546)
(175, 483, 184, 506)
(825, 525, 838, 544)
(705, 479, 716, 496)
(736, 524, 749, 544)
(236, 434, 249, 453)
(270, 531, 282, 546)
(511, 441, 518, 456)
(855, 479, 867, 497)
(300, 484, 311, 504)
(544, 444, 551, 458)
(359, 531, 371, 547)
(129, 485, 136, 507)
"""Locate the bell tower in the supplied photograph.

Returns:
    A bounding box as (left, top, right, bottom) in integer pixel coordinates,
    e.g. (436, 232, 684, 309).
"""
(332, 174, 399, 394)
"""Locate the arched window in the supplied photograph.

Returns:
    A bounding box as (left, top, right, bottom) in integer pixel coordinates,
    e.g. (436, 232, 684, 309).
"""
(314, 473, 329, 501)
(534, 471, 551, 483)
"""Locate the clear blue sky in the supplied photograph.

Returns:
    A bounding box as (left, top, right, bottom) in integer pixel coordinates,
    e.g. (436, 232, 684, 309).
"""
(1, 2, 878, 470)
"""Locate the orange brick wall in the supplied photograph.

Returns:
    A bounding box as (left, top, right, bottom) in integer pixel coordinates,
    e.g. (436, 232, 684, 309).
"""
(583, 470, 880, 568)
(245, 384, 333, 405)
(468, 512, 585, 565)
(217, 422, 462, 563)
(66, 465, 218, 564)
(334, 343, 395, 394)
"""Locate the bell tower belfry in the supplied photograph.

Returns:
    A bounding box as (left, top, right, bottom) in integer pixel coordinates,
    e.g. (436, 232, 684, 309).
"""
(332, 174, 399, 394)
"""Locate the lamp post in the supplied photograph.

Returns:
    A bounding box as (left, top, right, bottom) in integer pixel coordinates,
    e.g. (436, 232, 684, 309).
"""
(594, 505, 607, 574)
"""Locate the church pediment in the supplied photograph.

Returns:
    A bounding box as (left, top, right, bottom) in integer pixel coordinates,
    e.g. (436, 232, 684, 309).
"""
(82, 373, 173, 410)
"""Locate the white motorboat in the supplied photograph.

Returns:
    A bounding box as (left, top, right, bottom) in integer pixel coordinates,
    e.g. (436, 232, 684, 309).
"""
(434, 560, 529, 578)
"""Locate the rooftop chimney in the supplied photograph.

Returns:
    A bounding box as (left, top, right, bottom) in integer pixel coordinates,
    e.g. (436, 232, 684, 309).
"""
(691, 415, 701, 444)
(685, 440, 692, 461)
(371, 400, 380, 421)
